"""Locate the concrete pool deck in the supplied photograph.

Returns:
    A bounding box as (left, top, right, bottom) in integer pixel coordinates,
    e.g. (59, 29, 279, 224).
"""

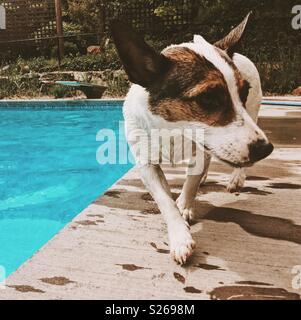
(0, 103, 301, 300)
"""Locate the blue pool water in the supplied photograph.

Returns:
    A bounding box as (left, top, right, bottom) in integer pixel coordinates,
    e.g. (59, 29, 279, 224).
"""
(0, 101, 132, 277)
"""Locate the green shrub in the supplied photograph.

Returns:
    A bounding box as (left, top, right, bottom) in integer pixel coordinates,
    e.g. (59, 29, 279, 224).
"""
(102, 70, 130, 97)
(48, 85, 77, 99)
(60, 43, 121, 71)
(63, 22, 83, 35)
(27, 57, 58, 73)
(64, 42, 80, 56)
(255, 46, 301, 95)
(0, 76, 41, 99)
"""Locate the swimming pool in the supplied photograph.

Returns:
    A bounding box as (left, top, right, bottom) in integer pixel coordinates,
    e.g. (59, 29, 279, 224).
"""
(0, 100, 132, 277)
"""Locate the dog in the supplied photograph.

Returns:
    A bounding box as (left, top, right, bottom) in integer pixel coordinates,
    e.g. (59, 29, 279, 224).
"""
(111, 13, 274, 265)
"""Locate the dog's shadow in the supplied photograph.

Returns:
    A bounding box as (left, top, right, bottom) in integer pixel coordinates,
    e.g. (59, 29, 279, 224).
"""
(183, 202, 301, 299)
(193, 201, 301, 245)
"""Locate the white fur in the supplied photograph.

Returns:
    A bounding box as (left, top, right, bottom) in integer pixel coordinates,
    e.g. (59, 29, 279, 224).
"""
(123, 38, 265, 264)
(125, 38, 267, 167)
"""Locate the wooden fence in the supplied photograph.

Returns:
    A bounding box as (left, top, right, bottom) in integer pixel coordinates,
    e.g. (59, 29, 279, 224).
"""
(0, 0, 56, 57)
(0, 0, 299, 63)
(105, 0, 194, 35)
(0, 0, 56, 41)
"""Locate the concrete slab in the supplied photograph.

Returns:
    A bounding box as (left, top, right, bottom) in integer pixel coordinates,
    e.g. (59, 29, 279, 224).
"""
(0, 105, 301, 300)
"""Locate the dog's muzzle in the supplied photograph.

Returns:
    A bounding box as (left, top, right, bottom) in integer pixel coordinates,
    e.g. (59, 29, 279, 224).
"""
(248, 139, 274, 163)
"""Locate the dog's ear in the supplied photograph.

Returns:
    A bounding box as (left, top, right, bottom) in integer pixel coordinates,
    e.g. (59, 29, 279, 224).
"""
(110, 20, 171, 88)
(214, 12, 252, 57)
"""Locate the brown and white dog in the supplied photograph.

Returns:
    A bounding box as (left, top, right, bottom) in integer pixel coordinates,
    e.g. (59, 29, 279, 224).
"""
(111, 13, 274, 265)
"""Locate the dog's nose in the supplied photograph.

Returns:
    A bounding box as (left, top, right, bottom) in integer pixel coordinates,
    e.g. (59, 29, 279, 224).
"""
(248, 140, 274, 163)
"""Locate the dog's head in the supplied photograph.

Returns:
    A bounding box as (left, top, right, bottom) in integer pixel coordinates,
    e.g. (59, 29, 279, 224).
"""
(111, 13, 274, 168)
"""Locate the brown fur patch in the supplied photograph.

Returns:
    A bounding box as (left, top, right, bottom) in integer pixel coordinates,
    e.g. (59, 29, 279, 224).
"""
(148, 47, 236, 126)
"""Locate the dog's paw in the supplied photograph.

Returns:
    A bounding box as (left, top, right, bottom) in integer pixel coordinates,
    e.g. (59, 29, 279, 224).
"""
(180, 207, 196, 224)
(169, 221, 196, 265)
(176, 196, 196, 223)
(227, 169, 246, 193)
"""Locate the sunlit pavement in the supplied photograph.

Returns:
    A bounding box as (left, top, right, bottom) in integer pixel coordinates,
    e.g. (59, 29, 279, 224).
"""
(0, 100, 300, 300)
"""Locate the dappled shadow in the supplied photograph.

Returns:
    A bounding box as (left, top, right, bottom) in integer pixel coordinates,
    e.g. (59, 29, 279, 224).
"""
(246, 176, 270, 181)
(203, 206, 301, 245)
(97, 186, 301, 246)
(209, 285, 300, 300)
(239, 187, 272, 196)
(267, 183, 301, 190)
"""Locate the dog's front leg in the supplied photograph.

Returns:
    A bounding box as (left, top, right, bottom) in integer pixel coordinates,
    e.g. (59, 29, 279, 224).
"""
(227, 168, 247, 193)
(177, 151, 211, 223)
(227, 92, 261, 193)
(140, 164, 195, 264)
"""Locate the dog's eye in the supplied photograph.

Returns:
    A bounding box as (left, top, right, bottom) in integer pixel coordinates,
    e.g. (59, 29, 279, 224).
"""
(195, 90, 221, 111)
(239, 80, 251, 105)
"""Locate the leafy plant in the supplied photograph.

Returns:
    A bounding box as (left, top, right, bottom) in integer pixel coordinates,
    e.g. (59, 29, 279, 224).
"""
(48, 85, 77, 99)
